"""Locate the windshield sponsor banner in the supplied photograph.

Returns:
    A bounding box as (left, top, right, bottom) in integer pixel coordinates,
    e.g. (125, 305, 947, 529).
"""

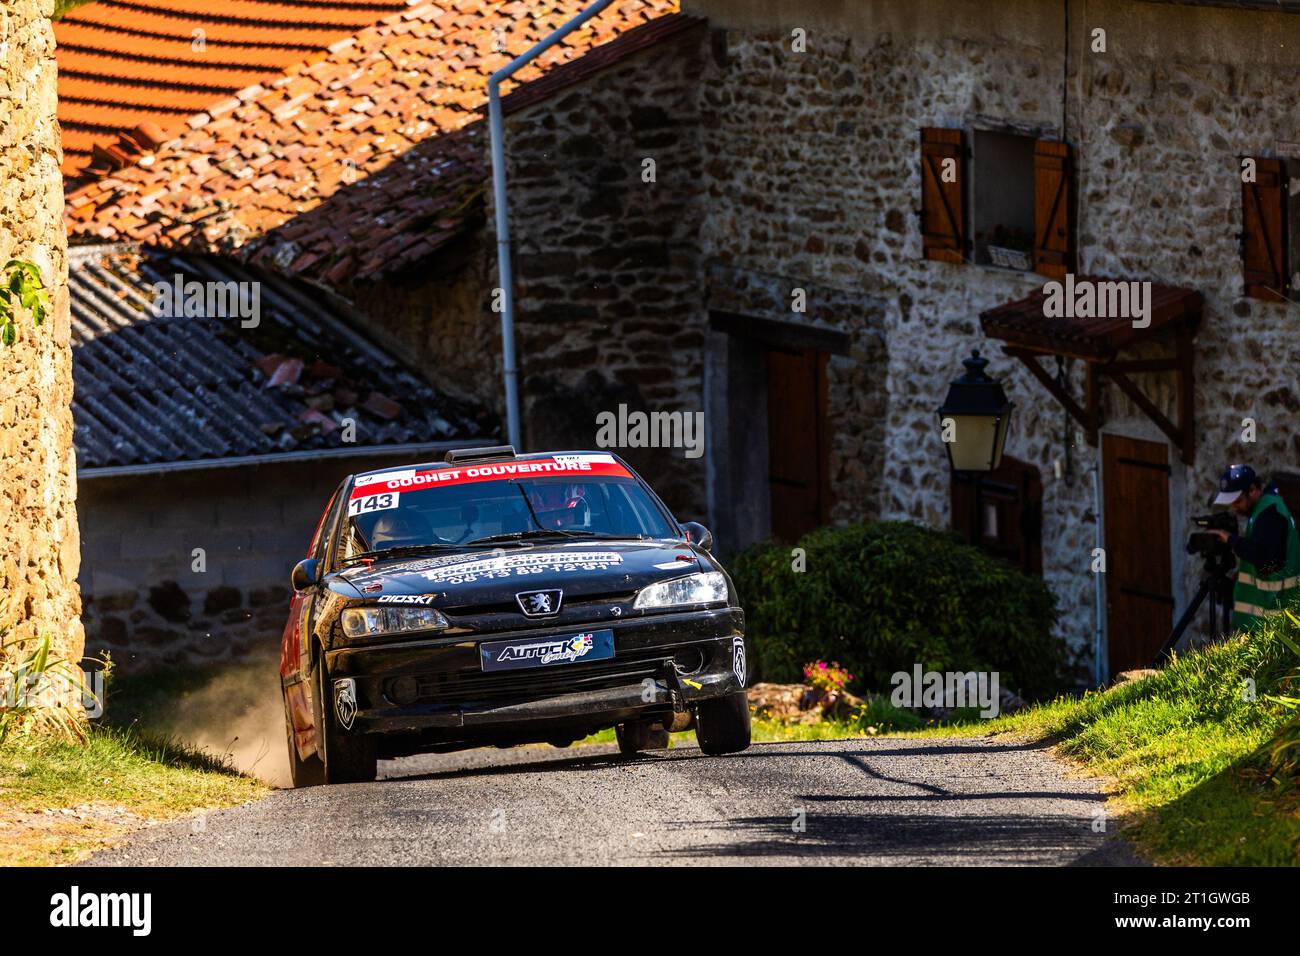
(351, 454, 630, 499)
(480, 628, 615, 672)
(418, 550, 624, 584)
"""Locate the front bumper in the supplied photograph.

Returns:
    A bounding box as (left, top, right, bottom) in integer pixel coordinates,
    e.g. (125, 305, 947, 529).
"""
(325, 607, 745, 736)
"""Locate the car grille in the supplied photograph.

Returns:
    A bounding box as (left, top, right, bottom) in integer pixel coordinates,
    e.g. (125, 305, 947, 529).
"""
(407, 653, 667, 707)
(441, 591, 635, 618)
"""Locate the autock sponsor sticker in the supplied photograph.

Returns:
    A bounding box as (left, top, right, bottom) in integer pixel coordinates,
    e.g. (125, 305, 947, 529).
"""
(480, 628, 616, 672)
(350, 454, 631, 499)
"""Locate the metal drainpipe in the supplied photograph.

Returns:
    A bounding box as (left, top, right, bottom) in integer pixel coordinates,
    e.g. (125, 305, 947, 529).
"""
(1092, 459, 1107, 687)
(487, 0, 614, 451)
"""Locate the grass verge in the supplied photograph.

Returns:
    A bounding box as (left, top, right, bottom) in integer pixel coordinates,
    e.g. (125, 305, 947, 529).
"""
(917, 615, 1300, 865)
(0, 725, 268, 866)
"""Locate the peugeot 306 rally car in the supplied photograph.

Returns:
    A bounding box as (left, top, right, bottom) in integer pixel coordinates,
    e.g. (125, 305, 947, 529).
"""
(280, 446, 751, 785)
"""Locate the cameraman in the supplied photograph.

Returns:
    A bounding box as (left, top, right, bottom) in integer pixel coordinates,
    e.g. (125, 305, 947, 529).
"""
(1209, 464, 1300, 630)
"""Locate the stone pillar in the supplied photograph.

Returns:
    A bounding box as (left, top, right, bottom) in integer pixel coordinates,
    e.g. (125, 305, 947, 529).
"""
(0, 1, 83, 671)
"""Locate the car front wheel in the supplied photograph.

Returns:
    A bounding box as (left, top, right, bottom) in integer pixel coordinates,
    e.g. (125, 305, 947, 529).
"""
(311, 654, 377, 784)
(284, 693, 324, 788)
(694, 690, 751, 756)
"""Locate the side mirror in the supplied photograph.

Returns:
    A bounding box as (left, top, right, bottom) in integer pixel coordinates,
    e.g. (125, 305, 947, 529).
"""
(680, 521, 714, 553)
(291, 558, 320, 592)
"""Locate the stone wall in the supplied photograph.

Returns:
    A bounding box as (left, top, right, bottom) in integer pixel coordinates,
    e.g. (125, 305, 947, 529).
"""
(78, 453, 413, 672)
(0, 0, 83, 669)
(498, 25, 893, 532)
(498, 34, 713, 517)
(346, 233, 504, 414)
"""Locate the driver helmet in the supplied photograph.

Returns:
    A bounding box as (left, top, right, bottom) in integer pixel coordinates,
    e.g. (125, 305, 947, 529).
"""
(370, 510, 430, 546)
(527, 483, 587, 528)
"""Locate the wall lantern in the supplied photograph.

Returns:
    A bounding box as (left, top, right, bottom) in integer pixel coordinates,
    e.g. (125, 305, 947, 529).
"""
(937, 349, 1013, 473)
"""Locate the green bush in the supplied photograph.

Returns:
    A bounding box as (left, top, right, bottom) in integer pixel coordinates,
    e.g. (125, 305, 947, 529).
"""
(729, 521, 1064, 700)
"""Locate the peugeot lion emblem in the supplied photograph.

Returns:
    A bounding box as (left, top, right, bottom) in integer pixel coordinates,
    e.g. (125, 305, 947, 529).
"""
(516, 589, 563, 617)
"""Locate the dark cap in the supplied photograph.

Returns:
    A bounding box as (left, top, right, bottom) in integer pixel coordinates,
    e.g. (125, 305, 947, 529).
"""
(1213, 464, 1257, 506)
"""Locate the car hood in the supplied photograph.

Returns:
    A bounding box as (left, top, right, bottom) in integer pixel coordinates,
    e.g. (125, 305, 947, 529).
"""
(332, 539, 716, 607)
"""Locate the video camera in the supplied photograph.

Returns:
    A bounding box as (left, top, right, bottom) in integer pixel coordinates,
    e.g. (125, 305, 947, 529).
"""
(1187, 511, 1238, 557)
(1158, 509, 1240, 666)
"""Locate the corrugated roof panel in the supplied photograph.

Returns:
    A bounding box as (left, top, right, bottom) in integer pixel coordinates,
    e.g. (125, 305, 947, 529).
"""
(70, 245, 495, 468)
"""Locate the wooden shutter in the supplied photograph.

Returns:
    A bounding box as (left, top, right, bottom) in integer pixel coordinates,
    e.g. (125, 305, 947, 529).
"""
(1241, 157, 1288, 301)
(920, 128, 965, 264)
(1033, 140, 1074, 280)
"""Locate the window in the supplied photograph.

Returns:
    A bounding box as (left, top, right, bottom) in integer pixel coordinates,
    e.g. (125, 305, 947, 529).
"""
(336, 472, 679, 563)
(950, 456, 1043, 575)
(307, 487, 341, 560)
(920, 127, 1074, 278)
(1270, 472, 1300, 515)
(1288, 159, 1300, 293)
(972, 130, 1037, 270)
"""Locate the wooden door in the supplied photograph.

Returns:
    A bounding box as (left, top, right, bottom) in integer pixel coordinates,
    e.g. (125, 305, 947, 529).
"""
(1103, 435, 1173, 674)
(766, 347, 830, 543)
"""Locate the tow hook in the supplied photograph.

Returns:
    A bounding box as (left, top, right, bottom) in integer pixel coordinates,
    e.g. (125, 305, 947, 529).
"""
(662, 662, 694, 733)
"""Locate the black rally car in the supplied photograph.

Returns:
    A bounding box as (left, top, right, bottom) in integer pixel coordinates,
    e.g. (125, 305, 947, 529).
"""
(280, 446, 750, 785)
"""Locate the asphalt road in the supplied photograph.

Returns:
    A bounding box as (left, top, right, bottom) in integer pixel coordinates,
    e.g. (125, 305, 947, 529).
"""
(86, 736, 1140, 866)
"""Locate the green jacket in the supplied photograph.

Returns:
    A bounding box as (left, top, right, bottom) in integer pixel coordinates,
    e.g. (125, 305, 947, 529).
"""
(1232, 492, 1300, 630)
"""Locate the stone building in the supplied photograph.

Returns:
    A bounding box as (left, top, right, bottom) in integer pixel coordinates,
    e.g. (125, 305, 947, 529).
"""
(0, 0, 83, 672)
(62, 0, 1300, 685)
(485, 0, 1300, 682)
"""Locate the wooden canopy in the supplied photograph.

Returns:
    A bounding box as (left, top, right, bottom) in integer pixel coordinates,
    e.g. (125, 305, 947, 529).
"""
(980, 279, 1204, 464)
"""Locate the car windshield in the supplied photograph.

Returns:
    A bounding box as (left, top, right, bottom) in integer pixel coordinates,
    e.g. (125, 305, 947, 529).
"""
(336, 454, 677, 563)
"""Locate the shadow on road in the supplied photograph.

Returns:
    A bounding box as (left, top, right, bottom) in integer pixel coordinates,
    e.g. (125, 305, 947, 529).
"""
(646, 809, 1127, 864)
(381, 746, 670, 783)
(382, 737, 1062, 786)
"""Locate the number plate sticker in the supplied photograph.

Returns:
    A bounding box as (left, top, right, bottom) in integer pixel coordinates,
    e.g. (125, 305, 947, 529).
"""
(349, 491, 399, 517)
(479, 629, 615, 672)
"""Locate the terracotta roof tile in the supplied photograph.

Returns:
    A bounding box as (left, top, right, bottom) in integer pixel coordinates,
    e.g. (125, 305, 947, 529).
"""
(56, 0, 416, 180)
(66, 0, 679, 287)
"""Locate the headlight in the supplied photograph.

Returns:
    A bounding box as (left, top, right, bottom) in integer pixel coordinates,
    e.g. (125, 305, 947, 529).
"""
(341, 606, 448, 638)
(633, 572, 728, 610)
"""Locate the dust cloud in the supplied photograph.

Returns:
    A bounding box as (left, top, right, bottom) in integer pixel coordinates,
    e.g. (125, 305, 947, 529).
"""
(142, 655, 291, 788)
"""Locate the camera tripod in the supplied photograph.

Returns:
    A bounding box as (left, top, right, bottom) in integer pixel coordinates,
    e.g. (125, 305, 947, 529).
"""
(1154, 550, 1236, 665)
